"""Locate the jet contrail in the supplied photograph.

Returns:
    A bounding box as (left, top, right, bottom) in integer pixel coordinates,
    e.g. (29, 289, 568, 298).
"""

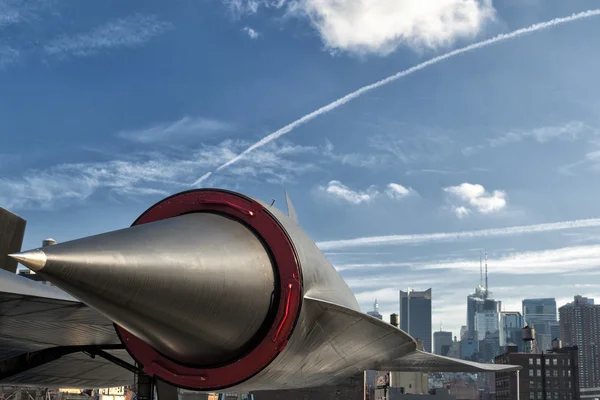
(193, 9, 600, 185)
(316, 217, 600, 250)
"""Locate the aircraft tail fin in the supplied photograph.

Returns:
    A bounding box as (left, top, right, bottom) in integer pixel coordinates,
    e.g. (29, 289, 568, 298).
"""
(0, 207, 27, 273)
(285, 191, 298, 223)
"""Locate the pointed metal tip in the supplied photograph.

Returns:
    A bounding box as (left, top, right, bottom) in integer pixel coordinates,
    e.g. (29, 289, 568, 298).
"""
(8, 249, 47, 272)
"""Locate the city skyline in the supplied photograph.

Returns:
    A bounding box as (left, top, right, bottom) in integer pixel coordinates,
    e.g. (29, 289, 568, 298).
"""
(365, 270, 589, 341)
(366, 285, 589, 348)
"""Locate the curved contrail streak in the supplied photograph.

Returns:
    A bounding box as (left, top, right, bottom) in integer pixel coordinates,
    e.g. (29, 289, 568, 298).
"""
(193, 9, 600, 185)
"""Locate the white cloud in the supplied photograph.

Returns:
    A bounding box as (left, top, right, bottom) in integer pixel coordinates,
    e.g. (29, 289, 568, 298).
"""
(221, 0, 284, 17)
(368, 132, 453, 165)
(44, 14, 172, 57)
(316, 217, 600, 250)
(463, 121, 596, 155)
(444, 183, 506, 216)
(386, 183, 414, 200)
(420, 245, 600, 275)
(319, 180, 378, 204)
(0, 45, 18, 67)
(336, 245, 600, 276)
(0, 139, 318, 210)
(0, 0, 50, 29)
(319, 181, 416, 204)
(560, 148, 600, 176)
(0, 1, 21, 29)
(290, 0, 495, 55)
(116, 116, 235, 143)
(323, 140, 384, 168)
(454, 206, 471, 218)
(242, 26, 261, 39)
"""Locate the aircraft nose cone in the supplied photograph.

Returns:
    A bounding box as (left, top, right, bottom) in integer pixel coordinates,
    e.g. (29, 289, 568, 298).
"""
(8, 249, 47, 272)
(15, 212, 278, 367)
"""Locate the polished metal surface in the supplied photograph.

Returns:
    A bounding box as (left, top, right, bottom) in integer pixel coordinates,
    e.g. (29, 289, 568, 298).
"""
(255, 198, 361, 312)
(9, 250, 47, 272)
(0, 207, 26, 273)
(378, 350, 522, 373)
(225, 296, 519, 392)
(13, 212, 276, 366)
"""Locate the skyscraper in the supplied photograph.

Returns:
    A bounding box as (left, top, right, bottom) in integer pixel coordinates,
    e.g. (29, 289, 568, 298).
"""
(399, 288, 432, 353)
(466, 253, 492, 339)
(474, 299, 501, 341)
(559, 295, 600, 398)
(433, 331, 453, 356)
(500, 311, 524, 351)
(367, 299, 383, 320)
(523, 298, 557, 352)
(467, 287, 486, 336)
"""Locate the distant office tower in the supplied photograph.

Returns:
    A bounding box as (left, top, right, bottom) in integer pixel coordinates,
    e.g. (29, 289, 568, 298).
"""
(466, 285, 487, 337)
(466, 253, 492, 339)
(500, 311, 524, 351)
(495, 342, 579, 400)
(399, 288, 432, 353)
(550, 321, 561, 341)
(447, 336, 461, 359)
(479, 330, 500, 363)
(461, 337, 478, 361)
(367, 299, 383, 320)
(559, 295, 600, 398)
(433, 331, 452, 356)
(474, 299, 501, 341)
(459, 325, 469, 341)
(523, 298, 557, 352)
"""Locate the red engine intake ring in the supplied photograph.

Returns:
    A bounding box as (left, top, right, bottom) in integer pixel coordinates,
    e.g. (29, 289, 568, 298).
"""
(115, 189, 302, 390)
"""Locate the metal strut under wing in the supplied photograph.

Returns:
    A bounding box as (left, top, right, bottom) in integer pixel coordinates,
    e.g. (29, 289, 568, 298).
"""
(303, 296, 521, 375)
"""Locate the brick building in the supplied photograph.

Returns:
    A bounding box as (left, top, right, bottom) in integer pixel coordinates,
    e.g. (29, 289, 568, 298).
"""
(495, 345, 579, 400)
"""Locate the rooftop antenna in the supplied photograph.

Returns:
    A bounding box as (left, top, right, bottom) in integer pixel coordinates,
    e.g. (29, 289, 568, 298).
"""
(484, 252, 489, 298)
(479, 251, 483, 288)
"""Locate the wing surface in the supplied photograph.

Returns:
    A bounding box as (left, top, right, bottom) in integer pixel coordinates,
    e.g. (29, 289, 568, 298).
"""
(0, 269, 133, 387)
(379, 350, 521, 373)
(303, 296, 520, 375)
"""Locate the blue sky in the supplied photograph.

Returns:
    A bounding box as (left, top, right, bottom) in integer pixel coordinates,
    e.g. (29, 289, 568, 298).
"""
(2, 0, 600, 337)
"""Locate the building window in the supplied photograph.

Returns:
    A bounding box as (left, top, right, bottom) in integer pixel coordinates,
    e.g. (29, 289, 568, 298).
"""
(567, 359, 570, 366)
(537, 358, 541, 365)
(546, 370, 550, 377)
(546, 359, 550, 366)
(567, 370, 571, 377)
(529, 369, 534, 377)
(530, 393, 535, 400)
(530, 358, 534, 365)
(553, 370, 558, 377)
(553, 359, 558, 366)
(537, 370, 541, 377)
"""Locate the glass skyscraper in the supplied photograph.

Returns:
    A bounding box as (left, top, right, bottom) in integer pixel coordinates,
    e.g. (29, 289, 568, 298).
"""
(399, 288, 432, 353)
